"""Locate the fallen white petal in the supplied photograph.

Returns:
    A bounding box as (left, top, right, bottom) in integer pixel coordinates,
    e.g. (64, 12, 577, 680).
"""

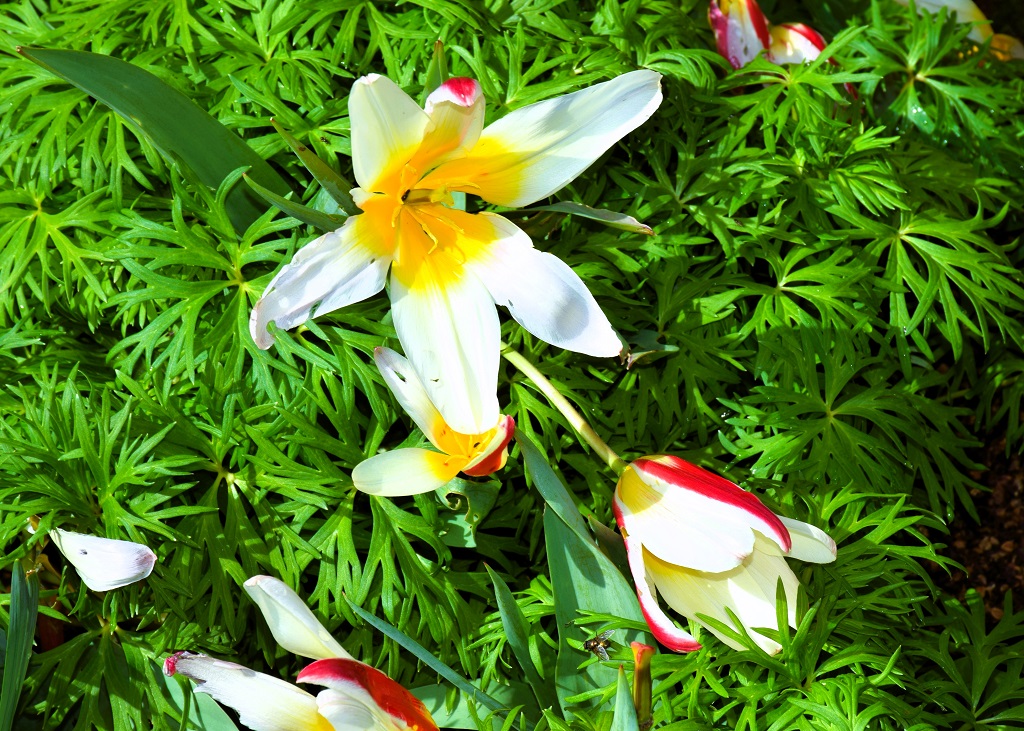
(243, 575, 353, 661)
(50, 528, 156, 592)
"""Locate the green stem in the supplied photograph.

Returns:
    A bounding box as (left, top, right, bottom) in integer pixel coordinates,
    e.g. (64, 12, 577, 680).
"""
(500, 341, 627, 475)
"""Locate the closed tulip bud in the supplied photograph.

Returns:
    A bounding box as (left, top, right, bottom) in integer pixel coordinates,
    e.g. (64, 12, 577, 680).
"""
(614, 456, 836, 655)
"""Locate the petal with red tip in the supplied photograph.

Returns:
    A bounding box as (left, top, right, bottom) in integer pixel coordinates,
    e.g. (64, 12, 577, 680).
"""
(299, 659, 439, 731)
(411, 78, 485, 171)
(767, 23, 826, 65)
(462, 415, 515, 476)
(349, 75, 430, 193)
(616, 457, 790, 573)
(614, 496, 702, 653)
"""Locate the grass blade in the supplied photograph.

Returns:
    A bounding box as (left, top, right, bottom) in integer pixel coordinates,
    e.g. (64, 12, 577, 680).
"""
(0, 561, 38, 731)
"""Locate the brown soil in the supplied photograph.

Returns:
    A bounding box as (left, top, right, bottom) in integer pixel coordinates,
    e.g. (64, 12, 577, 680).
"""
(929, 439, 1024, 620)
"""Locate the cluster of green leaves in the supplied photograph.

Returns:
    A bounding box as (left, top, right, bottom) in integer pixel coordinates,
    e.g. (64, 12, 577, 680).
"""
(2, 0, 1024, 729)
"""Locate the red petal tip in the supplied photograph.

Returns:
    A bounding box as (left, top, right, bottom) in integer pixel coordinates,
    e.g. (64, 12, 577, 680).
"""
(299, 659, 438, 731)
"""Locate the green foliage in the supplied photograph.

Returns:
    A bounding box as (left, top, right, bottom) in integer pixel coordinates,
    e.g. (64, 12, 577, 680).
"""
(2, 0, 1024, 729)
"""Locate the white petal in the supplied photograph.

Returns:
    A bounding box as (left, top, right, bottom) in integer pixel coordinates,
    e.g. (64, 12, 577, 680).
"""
(767, 24, 825, 65)
(373, 347, 447, 448)
(316, 689, 386, 731)
(894, 0, 992, 42)
(468, 214, 620, 357)
(645, 535, 799, 655)
(250, 215, 392, 349)
(390, 256, 500, 435)
(164, 652, 329, 731)
(419, 70, 663, 207)
(243, 576, 352, 661)
(349, 75, 431, 192)
(615, 503, 701, 653)
(778, 517, 837, 564)
(50, 529, 156, 592)
(351, 449, 464, 496)
(615, 459, 790, 573)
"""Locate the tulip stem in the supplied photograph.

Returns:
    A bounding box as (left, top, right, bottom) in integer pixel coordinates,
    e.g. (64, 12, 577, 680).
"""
(500, 342, 627, 475)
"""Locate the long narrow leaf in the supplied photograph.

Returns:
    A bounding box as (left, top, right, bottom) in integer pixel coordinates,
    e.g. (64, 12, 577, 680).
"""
(610, 667, 640, 731)
(516, 430, 592, 545)
(0, 562, 38, 731)
(271, 120, 358, 216)
(17, 47, 291, 233)
(344, 598, 507, 715)
(243, 175, 346, 232)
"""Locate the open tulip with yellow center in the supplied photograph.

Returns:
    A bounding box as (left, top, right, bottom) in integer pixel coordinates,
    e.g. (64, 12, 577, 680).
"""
(614, 455, 837, 655)
(352, 347, 514, 496)
(166, 576, 437, 731)
(250, 71, 663, 435)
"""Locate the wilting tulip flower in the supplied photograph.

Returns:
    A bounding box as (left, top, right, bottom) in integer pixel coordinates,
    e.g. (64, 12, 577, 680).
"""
(351, 347, 514, 496)
(165, 653, 437, 731)
(251, 71, 663, 434)
(613, 456, 836, 655)
(244, 575, 353, 660)
(50, 528, 156, 592)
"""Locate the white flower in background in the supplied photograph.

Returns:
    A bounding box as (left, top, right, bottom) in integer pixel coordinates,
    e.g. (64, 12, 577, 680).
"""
(49, 528, 156, 592)
(250, 71, 663, 435)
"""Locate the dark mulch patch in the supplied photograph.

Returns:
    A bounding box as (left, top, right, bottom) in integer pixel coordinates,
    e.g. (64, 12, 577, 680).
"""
(929, 438, 1024, 620)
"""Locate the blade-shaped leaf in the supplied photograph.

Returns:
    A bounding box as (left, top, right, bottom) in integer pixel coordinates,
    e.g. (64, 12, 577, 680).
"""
(243, 174, 346, 232)
(610, 667, 639, 731)
(516, 429, 592, 545)
(486, 566, 557, 712)
(518, 202, 653, 235)
(17, 47, 291, 233)
(0, 561, 38, 731)
(271, 119, 359, 216)
(544, 509, 648, 719)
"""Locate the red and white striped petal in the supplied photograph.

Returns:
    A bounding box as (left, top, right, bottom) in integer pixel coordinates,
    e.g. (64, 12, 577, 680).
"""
(778, 516, 837, 564)
(708, 0, 771, 69)
(250, 213, 393, 350)
(50, 529, 156, 592)
(299, 659, 439, 731)
(410, 78, 485, 173)
(644, 535, 800, 655)
(349, 75, 431, 193)
(164, 652, 330, 731)
(767, 23, 826, 64)
(373, 347, 447, 449)
(462, 415, 515, 476)
(351, 448, 465, 496)
(390, 241, 500, 435)
(615, 518, 701, 653)
(243, 576, 352, 661)
(467, 213, 621, 357)
(418, 70, 663, 208)
(616, 457, 790, 573)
